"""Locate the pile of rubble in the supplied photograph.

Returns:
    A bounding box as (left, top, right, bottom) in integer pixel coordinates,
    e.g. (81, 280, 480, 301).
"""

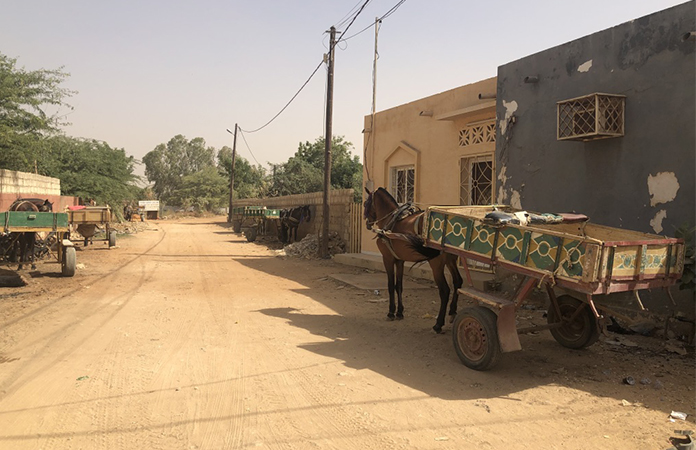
(281, 232, 346, 259)
(109, 221, 149, 235)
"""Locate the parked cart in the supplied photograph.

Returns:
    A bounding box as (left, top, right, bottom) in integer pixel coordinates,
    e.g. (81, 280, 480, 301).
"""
(0, 211, 77, 277)
(231, 206, 281, 242)
(423, 205, 686, 370)
(67, 206, 115, 247)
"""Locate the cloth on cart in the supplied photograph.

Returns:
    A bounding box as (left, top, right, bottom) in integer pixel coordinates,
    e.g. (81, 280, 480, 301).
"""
(483, 211, 588, 226)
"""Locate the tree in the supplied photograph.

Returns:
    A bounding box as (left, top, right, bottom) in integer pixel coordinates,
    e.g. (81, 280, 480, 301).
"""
(40, 136, 140, 207)
(0, 52, 75, 171)
(143, 135, 217, 203)
(217, 147, 268, 199)
(269, 136, 362, 200)
(169, 166, 228, 211)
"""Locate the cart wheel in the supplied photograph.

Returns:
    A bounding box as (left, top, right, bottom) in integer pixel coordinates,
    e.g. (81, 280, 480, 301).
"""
(452, 306, 501, 371)
(62, 246, 76, 277)
(245, 228, 257, 242)
(233, 220, 242, 233)
(108, 232, 116, 247)
(548, 295, 599, 349)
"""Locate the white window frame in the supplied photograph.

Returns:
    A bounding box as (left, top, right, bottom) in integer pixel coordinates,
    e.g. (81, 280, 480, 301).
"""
(460, 154, 494, 206)
(390, 165, 415, 204)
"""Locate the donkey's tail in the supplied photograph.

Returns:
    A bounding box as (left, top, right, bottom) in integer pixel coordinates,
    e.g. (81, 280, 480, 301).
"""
(403, 234, 441, 260)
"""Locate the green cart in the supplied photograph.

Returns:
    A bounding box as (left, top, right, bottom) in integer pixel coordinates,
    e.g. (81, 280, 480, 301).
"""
(231, 206, 281, 242)
(1, 211, 77, 277)
(424, 205, 686, 370)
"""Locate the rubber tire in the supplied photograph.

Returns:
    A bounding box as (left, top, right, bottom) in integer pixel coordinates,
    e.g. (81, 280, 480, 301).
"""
(452, 306, 501, 371)
(62, 246, 76, 277)
(245, 227, 257, 242)
(547, 295, 600, 349)
(233, 220, 242, 233)
(108, 232, 116, 248)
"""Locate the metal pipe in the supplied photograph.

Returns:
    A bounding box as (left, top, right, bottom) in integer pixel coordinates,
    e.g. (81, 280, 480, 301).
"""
(683, 31, 696, 41)
(478, 93, 496, 100)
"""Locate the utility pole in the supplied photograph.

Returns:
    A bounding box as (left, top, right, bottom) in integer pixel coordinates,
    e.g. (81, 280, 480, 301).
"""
(320, 26, 336, 258)
(226, 124, 238, 223)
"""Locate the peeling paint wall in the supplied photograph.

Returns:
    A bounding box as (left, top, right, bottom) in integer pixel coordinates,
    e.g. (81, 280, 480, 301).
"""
(495, 2, 695, 238)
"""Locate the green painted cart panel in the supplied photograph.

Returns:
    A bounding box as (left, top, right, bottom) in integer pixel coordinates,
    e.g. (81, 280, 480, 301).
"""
(423, 205, 685, 291)
(264, 209, 281, 219)
(1, 211, 69, 231)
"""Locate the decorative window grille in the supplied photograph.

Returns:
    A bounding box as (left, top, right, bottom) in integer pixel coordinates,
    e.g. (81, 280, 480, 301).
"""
(459, 121, 496, 147)
(390, 166, 415, 203)
(557, 93, 625, 141)
(460, 155, 493, 205)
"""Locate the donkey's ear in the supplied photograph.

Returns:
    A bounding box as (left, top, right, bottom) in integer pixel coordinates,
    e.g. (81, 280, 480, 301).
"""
(365, 187, 371, 195)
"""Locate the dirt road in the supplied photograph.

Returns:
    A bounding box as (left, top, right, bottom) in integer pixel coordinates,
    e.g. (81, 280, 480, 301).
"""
(0, 217, 693, 449)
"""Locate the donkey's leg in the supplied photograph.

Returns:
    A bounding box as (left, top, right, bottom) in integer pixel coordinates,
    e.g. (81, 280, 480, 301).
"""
(395, 259, 405, 319)
(428, 255, 451, 333)
(446, 254, 463, 322)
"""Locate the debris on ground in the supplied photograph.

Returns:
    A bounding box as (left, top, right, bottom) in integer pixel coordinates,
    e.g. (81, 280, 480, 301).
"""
(670, 411, 688, 421)
(110, 221, 150, 235)
(280, 232, 346, 259)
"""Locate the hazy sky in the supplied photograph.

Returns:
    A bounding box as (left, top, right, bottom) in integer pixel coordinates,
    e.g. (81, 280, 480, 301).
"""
(1, 0, 687, 175)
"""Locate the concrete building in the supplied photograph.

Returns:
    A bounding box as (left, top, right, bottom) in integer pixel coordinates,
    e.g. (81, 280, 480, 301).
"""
(495, 1, 695, 237)
(360, 77, 498, 255)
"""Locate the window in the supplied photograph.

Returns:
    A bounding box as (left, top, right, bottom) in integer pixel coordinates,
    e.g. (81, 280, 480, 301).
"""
(557, 93, 625, 141)
(460, 155, 493, 205)
(390, 166, 415, 203)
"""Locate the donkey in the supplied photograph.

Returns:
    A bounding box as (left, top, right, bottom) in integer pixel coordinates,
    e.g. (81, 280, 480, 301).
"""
(280, 205, 311, 244)
(364, 187, 463, 333)
(8, 198, 52, 270)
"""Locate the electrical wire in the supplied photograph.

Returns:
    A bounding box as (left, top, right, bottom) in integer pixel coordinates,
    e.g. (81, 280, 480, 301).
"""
(239, 60, 324, 134)
(240, 0, 373, 136)
(238, 129, 262, 166)
(335, 0, 367, 29)
(342, 0, 406, 42)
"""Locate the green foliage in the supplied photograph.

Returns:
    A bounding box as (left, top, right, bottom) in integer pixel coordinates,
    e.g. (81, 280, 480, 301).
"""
(269, 136, 362, 200)
(143, 135, 216, 203)
(0, 53, 139, 208)
(0, 52, 75, 171)
(40, 136, 141, 207)
(169, 166, 228, 211)
(675, 224, 695, 293)
(217, 147, 268, 199)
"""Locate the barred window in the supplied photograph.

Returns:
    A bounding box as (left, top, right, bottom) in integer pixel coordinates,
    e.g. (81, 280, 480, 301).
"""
(390, 166, 415, 203)
(557, 93, 625, 141)
(460, 155, 493, 205)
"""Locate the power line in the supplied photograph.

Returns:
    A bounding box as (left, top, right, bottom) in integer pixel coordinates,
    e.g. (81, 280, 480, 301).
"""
(342, 0, 406, 42)
(238, 129, 262, 166)
(239, 60, 324, 134)
(239, 0, 373, 135)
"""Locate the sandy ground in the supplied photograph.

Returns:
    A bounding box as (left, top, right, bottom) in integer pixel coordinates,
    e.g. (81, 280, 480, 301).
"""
(0, 216, 693, 450)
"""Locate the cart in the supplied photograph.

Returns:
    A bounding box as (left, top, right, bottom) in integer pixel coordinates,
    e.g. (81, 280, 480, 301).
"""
(67, 206, 115, 247)
(423, 205, 686, 370)
(0, 211, 77, 277)
(231, 206, 281, 242)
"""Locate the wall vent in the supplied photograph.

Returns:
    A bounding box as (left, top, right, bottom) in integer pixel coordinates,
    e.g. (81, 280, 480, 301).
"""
(557, 93, 625, 141)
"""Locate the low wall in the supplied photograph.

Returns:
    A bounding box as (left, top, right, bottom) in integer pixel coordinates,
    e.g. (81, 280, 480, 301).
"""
(0, 169, 79, 211)
(234, 189, 356, 244)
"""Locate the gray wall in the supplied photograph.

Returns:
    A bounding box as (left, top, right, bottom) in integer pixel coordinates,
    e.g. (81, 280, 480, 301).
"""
(495, 1, 695, 237)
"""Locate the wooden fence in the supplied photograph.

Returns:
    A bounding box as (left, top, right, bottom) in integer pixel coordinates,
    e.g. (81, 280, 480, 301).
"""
(348, 202, 362, 253)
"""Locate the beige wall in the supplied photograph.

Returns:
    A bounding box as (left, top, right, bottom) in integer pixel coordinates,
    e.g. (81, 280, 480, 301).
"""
(361, 77, 497, 254)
